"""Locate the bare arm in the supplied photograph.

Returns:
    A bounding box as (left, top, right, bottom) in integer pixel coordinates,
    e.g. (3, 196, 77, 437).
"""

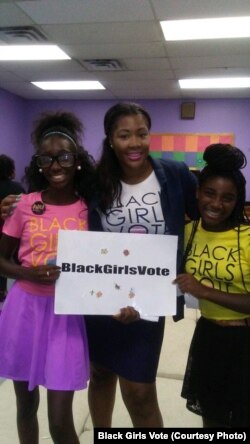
(0, 233, 61, 284)
(174, 273, 250, 314)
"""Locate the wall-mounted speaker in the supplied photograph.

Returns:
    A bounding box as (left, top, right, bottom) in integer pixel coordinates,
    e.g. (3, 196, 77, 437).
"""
(181, 102, 195, 119)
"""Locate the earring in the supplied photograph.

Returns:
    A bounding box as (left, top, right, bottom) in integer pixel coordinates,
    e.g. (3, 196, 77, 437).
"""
(39, 168, 43, 173)
(110, 142, 113, 149)
(77, 165, 81, 170)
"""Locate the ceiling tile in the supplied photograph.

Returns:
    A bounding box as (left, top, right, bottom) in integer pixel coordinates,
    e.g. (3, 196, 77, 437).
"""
(42, 22, 162, 45)
(65, 42, 166, 59)
(152, 0, 250, 19)
(0, 3, 34, 27)
(18, 0, 154, 24)
(0, 0, 249, 99)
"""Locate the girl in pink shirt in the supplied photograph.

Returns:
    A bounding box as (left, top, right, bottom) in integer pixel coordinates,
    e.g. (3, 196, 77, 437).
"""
(0, 111, 96, 443)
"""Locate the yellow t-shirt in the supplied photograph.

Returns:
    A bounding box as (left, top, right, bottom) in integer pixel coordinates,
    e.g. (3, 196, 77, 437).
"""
(185, 221, 250, 320)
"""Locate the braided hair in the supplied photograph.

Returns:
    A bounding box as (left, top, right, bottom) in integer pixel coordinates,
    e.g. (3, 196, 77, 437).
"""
(183, 144, 249, 290)
(199, 143, 247, 226)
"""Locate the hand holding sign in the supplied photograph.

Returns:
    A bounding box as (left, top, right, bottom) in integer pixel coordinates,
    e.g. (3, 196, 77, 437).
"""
(55, 230, 178, 316)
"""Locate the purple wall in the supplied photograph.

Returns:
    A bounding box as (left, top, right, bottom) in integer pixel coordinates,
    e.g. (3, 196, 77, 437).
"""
(1, 89, 250, 199)
(0, 89, 27, 183)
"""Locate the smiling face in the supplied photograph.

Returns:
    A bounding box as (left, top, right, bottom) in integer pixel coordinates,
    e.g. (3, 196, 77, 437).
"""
(38, 135, 79, 191)
(197, 176, 238, 231)
(110, 113, 151, 181)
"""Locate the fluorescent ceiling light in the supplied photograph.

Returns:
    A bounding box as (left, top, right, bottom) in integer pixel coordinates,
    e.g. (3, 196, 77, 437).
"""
(0, 45, 70, 60)
(160, 16, 250, 40)
(32, 81, 105, 90)
(179, 78, 250, 89)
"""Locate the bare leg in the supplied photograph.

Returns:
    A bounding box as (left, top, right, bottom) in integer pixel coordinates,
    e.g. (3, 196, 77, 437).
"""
(47, 390, 79, 444)
(119, 377, 163, 427)
(13, 381, 39, 444)
(88, 363, 118, 427)
(0, 275, 7, 305)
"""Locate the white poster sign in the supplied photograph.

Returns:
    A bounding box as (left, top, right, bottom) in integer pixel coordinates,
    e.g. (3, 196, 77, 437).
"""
(55, 230, 178, 316)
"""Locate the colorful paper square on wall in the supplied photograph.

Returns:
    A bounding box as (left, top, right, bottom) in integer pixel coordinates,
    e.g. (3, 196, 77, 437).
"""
(150, 133, 234, 169)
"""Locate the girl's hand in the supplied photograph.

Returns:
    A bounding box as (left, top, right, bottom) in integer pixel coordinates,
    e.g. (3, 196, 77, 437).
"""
(22, 265, 61, 284)
(113, 306, 140, 324)
(1, 194, 21, 219)
(174, 273, 206, 299)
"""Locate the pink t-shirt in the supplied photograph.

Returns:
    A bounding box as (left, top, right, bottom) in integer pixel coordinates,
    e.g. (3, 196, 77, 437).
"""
(3, 192, 88, 295)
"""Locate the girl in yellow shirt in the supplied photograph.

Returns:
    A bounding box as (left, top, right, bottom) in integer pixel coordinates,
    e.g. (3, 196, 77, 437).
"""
(175, 143, 250, 428)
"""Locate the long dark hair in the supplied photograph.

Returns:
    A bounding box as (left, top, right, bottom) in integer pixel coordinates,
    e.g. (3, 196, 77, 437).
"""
(24, 111, 97, 203)
(97, 102, 151, 211)
(0, 154, 15, 180)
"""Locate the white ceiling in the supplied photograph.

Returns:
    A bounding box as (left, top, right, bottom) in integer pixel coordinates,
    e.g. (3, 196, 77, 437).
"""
(1, 0, 250, 100)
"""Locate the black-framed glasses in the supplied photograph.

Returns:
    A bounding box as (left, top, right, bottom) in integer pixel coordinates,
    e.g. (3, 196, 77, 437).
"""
(35, 152, 78, 168)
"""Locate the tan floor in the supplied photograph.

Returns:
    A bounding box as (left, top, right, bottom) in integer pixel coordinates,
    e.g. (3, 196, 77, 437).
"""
(0, 308, 202, 443)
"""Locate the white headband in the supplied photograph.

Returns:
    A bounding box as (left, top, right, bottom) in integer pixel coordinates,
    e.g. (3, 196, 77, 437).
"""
(42, 131, 77, 148)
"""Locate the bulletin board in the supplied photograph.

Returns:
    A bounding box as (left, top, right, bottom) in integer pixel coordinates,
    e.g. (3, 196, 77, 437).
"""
(150, 133, 234, 170)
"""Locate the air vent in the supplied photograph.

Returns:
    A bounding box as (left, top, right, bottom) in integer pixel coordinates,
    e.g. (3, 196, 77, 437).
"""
(0, 26, 47, 43)
(82, 59, 124, 71)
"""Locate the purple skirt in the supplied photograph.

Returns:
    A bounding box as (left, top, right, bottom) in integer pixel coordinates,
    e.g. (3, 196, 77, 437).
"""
(0, 282, 89, 391)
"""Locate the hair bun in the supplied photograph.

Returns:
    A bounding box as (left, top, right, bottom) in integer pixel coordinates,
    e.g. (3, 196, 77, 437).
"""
(203, 143, 247, 172)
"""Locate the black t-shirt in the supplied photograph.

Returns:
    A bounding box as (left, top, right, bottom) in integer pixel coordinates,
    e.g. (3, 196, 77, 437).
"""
(0, 179, 25, 232)
(0, 179, 25, 200)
